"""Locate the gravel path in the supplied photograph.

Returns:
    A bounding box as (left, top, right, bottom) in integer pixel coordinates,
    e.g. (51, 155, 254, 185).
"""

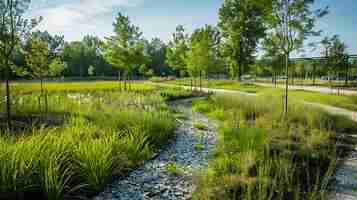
(93, 98, 217, 200)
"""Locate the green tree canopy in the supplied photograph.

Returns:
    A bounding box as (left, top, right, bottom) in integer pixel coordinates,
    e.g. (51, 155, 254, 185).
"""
(31, 30, 64, 57)
(48, 58, 66, 77)
(24, 36, 51, 80)
(265, 0, 328, 114)
(62, 35, 112, 77)
(144, 38, 169, 76)
(185, 25, 221, 78)
(219, 0, 270, 80)
(166, 25, 189, 76)
(104, 13, 147, 78)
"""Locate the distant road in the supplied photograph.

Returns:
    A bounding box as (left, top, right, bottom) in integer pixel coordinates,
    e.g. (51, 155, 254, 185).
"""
(256, 83, 357, 96)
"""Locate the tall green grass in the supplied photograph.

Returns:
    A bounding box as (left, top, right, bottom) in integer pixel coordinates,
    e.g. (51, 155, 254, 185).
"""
(193, 93, 354, 200)
(0, 86, 186, 199)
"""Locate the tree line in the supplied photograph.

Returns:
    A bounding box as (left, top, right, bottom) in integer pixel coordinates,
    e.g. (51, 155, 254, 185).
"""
(2, 0, 347, 84)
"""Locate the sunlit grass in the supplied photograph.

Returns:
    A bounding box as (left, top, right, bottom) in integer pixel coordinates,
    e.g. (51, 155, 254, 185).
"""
(161, 78, 267, 94)
(160, 78, 357, 112)
(192, 93, 354, 200)
(0, 85, 192, 199)
(1, 81, 153, 95)
(289, 90, 357, 111)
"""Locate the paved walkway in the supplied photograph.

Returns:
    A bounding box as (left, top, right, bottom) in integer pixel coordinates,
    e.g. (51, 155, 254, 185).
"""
(256, 83, 357, 96)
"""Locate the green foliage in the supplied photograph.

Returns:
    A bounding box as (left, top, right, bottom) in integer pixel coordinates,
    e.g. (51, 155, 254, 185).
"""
(166, 163, 178, 174)
(193, 144, 205, 152)
(31, 30, 65, 57)
(62, 36, 112, 77)
(0, 81, 153, 95)
(0, 0, 40, 71)
(185, 25, 220, 78)
(166, 25, 189, 76)
(322, 35, 349, 80)
(24, 36, 51, 79)
(219, 0, 270, 79)
(104, 13, 148, 76)
(158, 86, 194, 101)
(139, 64, 154, 77)
(49, 58, 67, 77)
(74, 135, 117, 193)
(267, 0, 328, 55)
(87, 65, 95, 77)
(144, 38, 170, 76)
(194, 122, 208, 130)
(193, 93, 353, 200)
(0, 86, 185, 198)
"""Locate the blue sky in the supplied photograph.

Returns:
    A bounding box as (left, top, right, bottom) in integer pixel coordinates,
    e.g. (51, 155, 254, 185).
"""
(28, 0, 357, 56)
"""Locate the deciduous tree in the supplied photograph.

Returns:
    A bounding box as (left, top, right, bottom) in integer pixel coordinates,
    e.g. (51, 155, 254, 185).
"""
(185, 25, 220, 89)
(104, 13, 146, 90)
(25, 37, 50, 91)
(219, 0, 270, 80)
(166, 25, 189, 77)
(0, 0, 40, 128)
(266, 0, 328, 115)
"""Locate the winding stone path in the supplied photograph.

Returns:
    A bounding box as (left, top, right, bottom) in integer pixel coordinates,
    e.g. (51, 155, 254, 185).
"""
(93, 98, 217, 200)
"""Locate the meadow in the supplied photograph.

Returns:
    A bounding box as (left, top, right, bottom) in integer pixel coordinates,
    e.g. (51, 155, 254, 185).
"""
(0, 81, 195, 200)
(192, 93, 357, 200)
(0, 81, 153, 95)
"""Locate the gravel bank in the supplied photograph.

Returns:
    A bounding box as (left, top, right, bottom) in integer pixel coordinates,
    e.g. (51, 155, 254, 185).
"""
(93, 98, 217, 200)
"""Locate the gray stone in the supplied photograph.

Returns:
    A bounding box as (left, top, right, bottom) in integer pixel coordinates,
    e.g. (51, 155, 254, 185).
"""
(93, 98, 217, 200)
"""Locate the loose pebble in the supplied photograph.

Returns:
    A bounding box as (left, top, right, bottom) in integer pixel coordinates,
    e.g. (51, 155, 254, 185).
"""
(93, 98, 217, 200)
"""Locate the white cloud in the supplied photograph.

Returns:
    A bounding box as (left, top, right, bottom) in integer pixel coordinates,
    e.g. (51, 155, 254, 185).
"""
(29, 0, 142, 39)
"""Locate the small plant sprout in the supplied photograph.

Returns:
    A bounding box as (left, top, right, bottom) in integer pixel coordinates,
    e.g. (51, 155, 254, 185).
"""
(193, 144, 205, 152)
(194, 122, 208, 130)
(166, 163, 178, 175)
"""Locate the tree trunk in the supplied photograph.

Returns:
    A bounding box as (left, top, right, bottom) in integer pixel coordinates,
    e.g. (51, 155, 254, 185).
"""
(291, 69, 294, 86)
(118, 71, 122, 91)
(40, 78, 44, 97)
(129, 74, 132, 91)
(124, 72, 127, 91)
(40, 78, 44, 114)
(5, 59, 11, 129)
(41, 78, 48, 114)
(284, 53, 289, 116)
(312, 64, 316, 86)
(199, 70, 202, 92)
(345, 56, 349, 86)
(190, 79, 193, 91)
